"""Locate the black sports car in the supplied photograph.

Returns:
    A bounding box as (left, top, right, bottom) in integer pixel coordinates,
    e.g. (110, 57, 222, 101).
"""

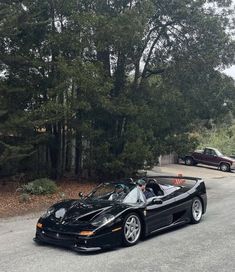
(34, 176, 207, 252)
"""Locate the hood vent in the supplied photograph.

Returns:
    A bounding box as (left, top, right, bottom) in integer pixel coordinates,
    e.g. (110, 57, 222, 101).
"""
(64, 206, 112, 224)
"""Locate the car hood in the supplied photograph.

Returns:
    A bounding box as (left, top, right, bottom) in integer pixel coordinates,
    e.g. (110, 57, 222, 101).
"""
(48, 199, 130, 226)
(221, 156, 235, 162)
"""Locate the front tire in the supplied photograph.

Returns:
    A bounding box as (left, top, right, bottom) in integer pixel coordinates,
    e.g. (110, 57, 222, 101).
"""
(185, 157, 194, 166)
(190, 197, 203, 224)
(220, 163, 230, 172)
(122, 213, 141, 246)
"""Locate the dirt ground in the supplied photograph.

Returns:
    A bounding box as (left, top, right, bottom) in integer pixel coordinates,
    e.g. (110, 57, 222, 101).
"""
(0, 180, 97, 218)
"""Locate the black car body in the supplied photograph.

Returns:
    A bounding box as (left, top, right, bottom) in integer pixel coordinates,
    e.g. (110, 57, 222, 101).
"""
(34, 176, 207, 252)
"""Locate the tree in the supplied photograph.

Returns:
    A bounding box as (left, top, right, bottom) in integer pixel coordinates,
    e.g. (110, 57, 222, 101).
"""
(0, 0, 235, 179)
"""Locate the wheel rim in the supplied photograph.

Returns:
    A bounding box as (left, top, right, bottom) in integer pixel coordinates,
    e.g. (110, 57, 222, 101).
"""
(221, 164, 228, 172)
(186, 159, 191, 165)
(192, 199, 202, 221)
(124, 215, 141, 244)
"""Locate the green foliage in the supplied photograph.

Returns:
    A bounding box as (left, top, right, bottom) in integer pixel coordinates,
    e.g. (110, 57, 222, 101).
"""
(59, 192, 67, 200)
(0, 141, 35, 176)
(19, 193, 31, 203)
(20, 178, 57, 195)
(197, 124, 235, 155)
(0, 0, 235, 180)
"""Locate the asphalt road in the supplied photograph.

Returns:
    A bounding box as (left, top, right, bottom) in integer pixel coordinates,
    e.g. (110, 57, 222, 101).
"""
(0, 166, 235, 272)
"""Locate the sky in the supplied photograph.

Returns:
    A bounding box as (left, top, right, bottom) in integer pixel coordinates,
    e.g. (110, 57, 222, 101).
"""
(223, 66, 235, 79)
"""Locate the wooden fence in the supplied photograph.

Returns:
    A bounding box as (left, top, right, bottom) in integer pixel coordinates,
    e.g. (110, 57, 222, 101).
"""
(158, 152, 178, 166)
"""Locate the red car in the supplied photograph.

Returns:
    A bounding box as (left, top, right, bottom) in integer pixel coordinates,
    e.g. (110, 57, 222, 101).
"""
(184, 147, 235, 172)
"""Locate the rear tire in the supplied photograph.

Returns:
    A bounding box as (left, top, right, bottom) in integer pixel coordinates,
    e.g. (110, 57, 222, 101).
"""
(190, 197, 203, 224)
(122, 213, 141, 247)
(220, 163, 230, 172)
(185, 157, 194, 166)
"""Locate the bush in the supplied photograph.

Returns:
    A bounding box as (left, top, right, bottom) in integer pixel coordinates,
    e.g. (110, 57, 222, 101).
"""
(19, 193, 31, 203)
(197, 125, 235, 155)
(59, 192, 66, 199)
(21, 178, 57, 195)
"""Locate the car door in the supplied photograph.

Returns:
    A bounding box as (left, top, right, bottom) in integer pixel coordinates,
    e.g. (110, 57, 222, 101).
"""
(171, 187, 193, 221)
(202, 148, 218, 166)
(144, 191, 176, 234)
(210, 149, 222, 166)
(193, 151, 204, 163)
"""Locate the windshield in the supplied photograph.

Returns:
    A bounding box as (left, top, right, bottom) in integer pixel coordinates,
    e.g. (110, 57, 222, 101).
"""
(87, 182, 141, 203)
(214, 148, 223, 156)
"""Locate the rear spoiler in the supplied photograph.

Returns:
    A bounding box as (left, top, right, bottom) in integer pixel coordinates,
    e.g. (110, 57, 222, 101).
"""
(142, 175, 204, 188)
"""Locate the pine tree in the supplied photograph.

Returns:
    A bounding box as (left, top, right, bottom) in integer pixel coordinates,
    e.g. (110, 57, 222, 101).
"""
(0, 0, 234, 179)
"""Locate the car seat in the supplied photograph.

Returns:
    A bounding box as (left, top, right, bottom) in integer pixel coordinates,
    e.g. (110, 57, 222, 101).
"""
(146, 179, 164, 196)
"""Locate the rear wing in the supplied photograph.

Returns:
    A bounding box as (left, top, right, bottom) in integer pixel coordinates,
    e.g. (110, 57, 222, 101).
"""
(144, 175, 203, 189)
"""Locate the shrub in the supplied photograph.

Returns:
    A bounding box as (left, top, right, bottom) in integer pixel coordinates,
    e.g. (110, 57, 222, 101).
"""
(21, 178, 57, 195)
(197, 125, 235, 155)
(19, 193, 30, 203)
(59, 192, 66, 199)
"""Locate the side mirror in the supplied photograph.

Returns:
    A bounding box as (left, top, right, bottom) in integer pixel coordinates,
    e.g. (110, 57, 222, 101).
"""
(79, 192, 84, 198)
(152, 198, 163, 205)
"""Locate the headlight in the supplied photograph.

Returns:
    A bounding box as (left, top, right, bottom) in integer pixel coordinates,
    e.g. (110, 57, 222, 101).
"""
(91, 214, 115, 227)
(41, 206, 55, 218)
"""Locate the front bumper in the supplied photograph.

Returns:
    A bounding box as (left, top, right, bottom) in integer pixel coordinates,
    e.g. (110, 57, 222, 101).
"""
(230, 163, 235, 171)
(34, 227, 122, 252)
